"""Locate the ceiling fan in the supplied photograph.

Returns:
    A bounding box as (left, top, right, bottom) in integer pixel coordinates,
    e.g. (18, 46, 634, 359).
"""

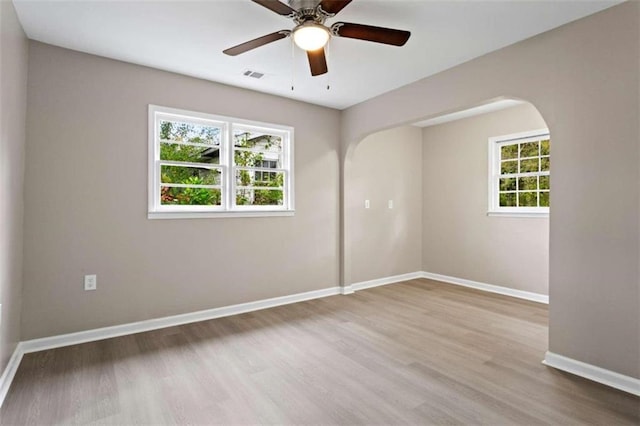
(223, 0, 411, 77)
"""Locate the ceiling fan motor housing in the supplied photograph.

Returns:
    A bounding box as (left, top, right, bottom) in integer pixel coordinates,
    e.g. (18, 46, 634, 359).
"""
(292, 6, 334, 25)
(288, 0, 323, 12)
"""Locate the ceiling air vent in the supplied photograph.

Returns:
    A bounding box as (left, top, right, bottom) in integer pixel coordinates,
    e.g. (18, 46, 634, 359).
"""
(243, 70, 265, 79)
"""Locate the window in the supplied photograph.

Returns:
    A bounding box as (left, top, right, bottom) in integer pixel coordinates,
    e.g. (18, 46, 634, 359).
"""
(488, 129, 549, 216)
(148, 105, 294, 219)
(254, 160, 278, 183)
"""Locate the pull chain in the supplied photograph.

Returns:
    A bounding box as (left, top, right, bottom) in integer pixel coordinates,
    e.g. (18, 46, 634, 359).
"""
(326, 39, 331, 90)
(291, 38, 295, 91)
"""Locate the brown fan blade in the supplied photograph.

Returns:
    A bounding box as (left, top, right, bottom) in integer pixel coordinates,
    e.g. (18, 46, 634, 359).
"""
(319, 0, 352, 15)
(307, 48, 328, 76)
(252, 0, 296, 16)
(331, 22, 410, 46)
(223, 31, 290, 56)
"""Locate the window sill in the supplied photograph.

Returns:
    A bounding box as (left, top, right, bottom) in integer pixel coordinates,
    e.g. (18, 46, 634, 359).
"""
(487, 211, 549, 218)
(148, 210, 295, 220)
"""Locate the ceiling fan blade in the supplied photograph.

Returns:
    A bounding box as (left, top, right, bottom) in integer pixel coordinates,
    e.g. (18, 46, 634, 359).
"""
(223, 31, 290, 56)
(307, 48, 328, 76)
(331, 22, 410, 46)
(251, 0, 296, 16)
(319, 0, 353, 15)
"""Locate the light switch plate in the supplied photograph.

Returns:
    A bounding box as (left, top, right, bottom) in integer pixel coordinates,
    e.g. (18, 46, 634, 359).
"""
(84, 274, 97, 291)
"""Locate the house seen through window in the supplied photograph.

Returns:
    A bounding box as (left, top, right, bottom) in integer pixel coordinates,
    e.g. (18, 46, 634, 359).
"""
(255, 160, 278, 183)
(488, 129, 550, 216)
(148, 105, 294, 218)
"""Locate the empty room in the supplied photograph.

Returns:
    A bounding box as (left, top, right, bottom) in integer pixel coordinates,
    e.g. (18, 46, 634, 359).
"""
(1, 0, 639, 424)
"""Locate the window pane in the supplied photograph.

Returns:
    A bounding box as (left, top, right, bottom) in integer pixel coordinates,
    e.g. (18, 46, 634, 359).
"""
(161, 165, 220, 185)
(541, 139, 550, 155)
(519, 192, 538, 207)
(501, 160, 517, 174)
(501, 144, 518, 160)
(161, 186, 221, 205)
(541, 157, 550, 172)
(540, 191, 550, 207)
(233, 129, 283, 153)
(261, 160, 277, 169)
(518, 176, 538, 191)
(234, 150, 261, 168)
(236, 170, 284, 187)
(254, 169, 280, 183)
(500, 178, 516, 191)
(539, 175, 550, 190)
(160, 143, 220, 164)
(159, 120, 221, 145)
(520, 158, 539, 173)
(499, 192, 517, 207)
(520, 141, 539, 158)
(234, 150, 282, 168)
(236, 189, 284, 206)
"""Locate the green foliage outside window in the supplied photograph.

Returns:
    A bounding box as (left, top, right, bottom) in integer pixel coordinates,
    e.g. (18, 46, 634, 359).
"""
(159, 121, 221, 206)
(498, 137, 550, 208)
(234, 134, 284, 206)
(161, 177, 221, 206)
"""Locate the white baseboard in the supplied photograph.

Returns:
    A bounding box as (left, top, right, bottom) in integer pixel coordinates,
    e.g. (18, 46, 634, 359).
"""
(19, 286, 341, 355)
(340, 285, 355, 295)
(0, 285, 342, 407)
(543, 351, 640, 396)
(350, 271, 423, 291)
(0, 342, 25, 408)
(421, 271, 549, 304)
(5, 274, 637, 408)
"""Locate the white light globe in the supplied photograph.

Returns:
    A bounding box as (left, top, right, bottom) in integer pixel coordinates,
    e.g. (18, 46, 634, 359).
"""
(293, 23, 330, 51)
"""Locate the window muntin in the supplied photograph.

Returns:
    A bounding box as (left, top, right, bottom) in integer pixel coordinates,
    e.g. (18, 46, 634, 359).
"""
(149, 106, 293, 218)
(489, 129, 550, 215)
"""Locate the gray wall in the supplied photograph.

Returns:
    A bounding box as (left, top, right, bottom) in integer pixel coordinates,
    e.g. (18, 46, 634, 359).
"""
(22, 42, 340, 339)
(422, 104, 549, 295)
(0, 0, 28, 371)
(348, 126, 422, 283)
(342, 2, 639, 378)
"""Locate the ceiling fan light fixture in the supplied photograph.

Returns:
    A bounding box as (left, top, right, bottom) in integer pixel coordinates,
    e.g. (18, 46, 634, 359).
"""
(292, 22, 330, 51)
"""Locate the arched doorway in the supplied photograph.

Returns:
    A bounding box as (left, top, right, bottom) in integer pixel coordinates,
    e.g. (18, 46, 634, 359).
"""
(342, 98, 550, 298)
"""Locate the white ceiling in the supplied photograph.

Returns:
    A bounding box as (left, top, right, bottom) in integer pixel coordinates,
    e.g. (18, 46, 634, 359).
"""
(13, 0, 623, 110)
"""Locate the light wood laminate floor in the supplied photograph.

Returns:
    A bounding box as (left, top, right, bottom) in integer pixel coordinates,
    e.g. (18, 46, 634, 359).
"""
(1, 279, 638, 425)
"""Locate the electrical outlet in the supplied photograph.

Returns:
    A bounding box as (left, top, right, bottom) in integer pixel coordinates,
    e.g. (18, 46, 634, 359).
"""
(365, 200, 370, 209)
(84, 274, 97, 291)
(388, 200, 394, 209)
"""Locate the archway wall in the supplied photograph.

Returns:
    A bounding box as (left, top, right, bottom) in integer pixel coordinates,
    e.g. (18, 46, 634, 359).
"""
(348, 126, 423, 284)
(341, 2, 639, 378)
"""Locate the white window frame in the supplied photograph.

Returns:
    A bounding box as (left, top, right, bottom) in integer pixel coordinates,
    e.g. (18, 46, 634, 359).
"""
(488, 128, 549, 218)
(148, 105, 294, 219)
